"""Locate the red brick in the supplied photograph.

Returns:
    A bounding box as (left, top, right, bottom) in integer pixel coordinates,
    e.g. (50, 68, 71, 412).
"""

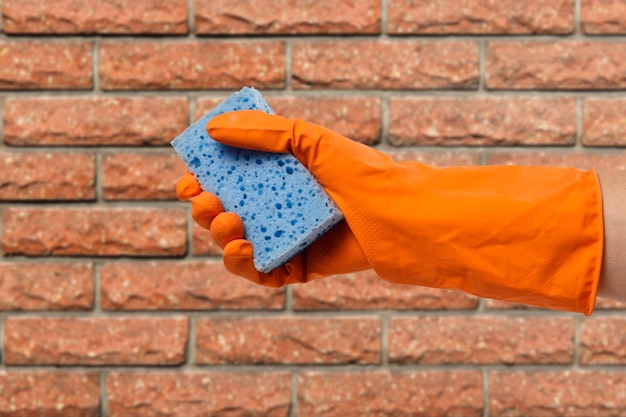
(389, 150, 482, 166)
(582, 0, 626, 34)
(4, 317, 188, 365)
(192, 223, 223, 256)
(3, 97, 188, 146)
(106, 372, 291, 417)
(292, 41, 478, 89)
(196, 317, 380, 365)
(583, 98, 626, 146)
(0, 372, 99, 417)
(2, 0, 187, 34)
(580, 317, 626, 364)
(389, 316, 574, 365)
(389, 97, 576, 146)
(595, 297, 626, 310)
(196, 96, 382, 145)
(195, 0, 379, 34)
(0, 152, 95, 200)
(489, 371, 626, 416)
(100, 261, 284, 310)
(0, 41, 92, 90)
(486, 41, 626, 90)
(2, 208, 186, 256)
(100, 41, 285, 90)
(486, 151, 626, 171)
(0, 263, 93, 310)
(388, 0, 574, 34)
(483, 299, 535, 311)
(102, 153, 185, 200)
(298, 371, 483, 417)
(293, 270, 478, 310)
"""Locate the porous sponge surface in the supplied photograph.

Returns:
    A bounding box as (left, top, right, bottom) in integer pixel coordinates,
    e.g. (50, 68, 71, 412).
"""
(171, 87, 344, 273)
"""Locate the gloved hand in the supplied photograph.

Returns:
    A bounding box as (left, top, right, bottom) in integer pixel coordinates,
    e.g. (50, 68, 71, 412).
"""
(177, 110, 604, 315)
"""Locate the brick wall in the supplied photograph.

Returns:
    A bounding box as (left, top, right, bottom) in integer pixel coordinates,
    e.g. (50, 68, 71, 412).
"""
(1, 0, 626, 416)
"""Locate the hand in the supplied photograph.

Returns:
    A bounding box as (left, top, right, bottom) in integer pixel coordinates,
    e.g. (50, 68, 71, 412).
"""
(176, 111, 372, 287)
(178, 110, 603, 316)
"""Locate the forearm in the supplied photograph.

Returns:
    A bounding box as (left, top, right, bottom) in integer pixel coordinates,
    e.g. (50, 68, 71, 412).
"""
(596, 171, 626, 302)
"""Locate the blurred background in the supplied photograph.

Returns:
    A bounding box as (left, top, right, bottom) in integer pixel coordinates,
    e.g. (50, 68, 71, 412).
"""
(1, 0, 626, 416)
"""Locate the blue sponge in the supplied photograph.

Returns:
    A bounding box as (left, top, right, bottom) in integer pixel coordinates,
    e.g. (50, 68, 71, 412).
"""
(171, 87, 344, 273)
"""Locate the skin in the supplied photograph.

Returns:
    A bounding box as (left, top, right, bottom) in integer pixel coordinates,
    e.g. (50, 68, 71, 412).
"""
(597, 171, 626, 302)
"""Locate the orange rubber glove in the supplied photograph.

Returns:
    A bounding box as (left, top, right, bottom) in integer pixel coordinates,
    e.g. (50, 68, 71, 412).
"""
(177, 110, 604, 315)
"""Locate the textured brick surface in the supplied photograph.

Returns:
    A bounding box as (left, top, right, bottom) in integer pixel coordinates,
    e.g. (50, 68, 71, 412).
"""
(197, 96, 382, 145)
(192, 223, 223, 256)
(0, 152, 95, 200)
(388, 0, 574, 34)
(0, 372, 99, 417)
(489, 371, 626, 416)
(292, 41, 478, 89)
(582, 0, 626, 34)
(196, 317, 380, 365)
(486, 151, 626, 171)
(4, 317, 188, 365)
(0, 41, 92, 89)
(583, 98, 626, 146)
(389, 150, 482, 166)
(389, 97, 576, 146)
(2, 0, 187, 34)
(100, 262, 284, 310)
(100, 42, 285, 90)
(595, 297, 626, 310)
(0, 263, 93, 310)
(106, 372, 291, 417)
(3, 3, 626, 415)
(195, 0, 380, 34)
(487, 41, 626, 89)
(3, 97, 188, 146)
(2, 208, 186, 256)
(102, 153, 185, 200)
(293, 271, 478, 310)
(484, 299, 535, 311)
(389, 316, 574, 365)
(580, 317, 626, 364)
(298, 371, 483, 417)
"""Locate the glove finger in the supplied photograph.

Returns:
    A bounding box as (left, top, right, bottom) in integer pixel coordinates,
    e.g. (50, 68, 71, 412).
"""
(190, 191, 224, 230)
(207, 110, 393, 186)
(176, 171, 202, 201)
(222, 239, 305, 288)
(210, 211, 245, 249)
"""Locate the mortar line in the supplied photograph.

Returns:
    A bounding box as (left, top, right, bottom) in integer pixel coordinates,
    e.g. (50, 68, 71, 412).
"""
(2, 33, 626, 43)
(381, 313, 389, 367)
(188, 0, 195, 37)
(483, 368, 489, 417)
(93, 262, 102, 315)
(186, 316, 196, 369)
(3, 89, 626, 99)
(1, 360, 626, 374)
(290, 371, 298, 417)
(380, 0, 388, 37)
(100, 371, 108, 417)
(285, 40, 292, 92)
(286, 285, 294, 313)
(92, 38, 100, 93)
(478, 40, 486, 93)
(575, 0, 582, 36)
